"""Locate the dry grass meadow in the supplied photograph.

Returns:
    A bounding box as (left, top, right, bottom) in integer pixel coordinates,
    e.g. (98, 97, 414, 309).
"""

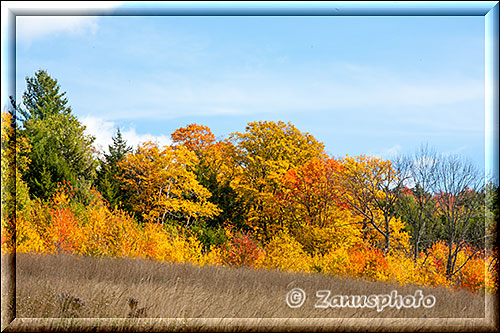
(2, 253, 498, 332)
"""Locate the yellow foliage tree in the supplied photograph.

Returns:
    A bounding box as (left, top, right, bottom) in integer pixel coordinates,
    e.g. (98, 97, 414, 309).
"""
(230, 121, 326, 240)
(337, 155, 409, 255)
(1, 110, 32, 253)
(257, 231, 311, 273)
(118, 141, 220, 226)
(142, 223, 204, 264)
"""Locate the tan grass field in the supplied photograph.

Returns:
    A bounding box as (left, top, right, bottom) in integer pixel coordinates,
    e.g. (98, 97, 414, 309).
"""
(2, 253, 498, 332)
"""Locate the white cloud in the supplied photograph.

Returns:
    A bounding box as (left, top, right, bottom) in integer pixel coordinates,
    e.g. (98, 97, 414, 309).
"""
(371, 145, 402, 160)
(81, 116, 172, 155)
(16, 16, 99, 45)
(443, 145, 468, 156)
(5, 1, 126, 47)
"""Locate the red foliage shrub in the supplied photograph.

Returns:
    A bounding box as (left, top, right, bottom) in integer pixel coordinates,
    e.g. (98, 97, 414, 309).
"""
(223, 231, 262, 267)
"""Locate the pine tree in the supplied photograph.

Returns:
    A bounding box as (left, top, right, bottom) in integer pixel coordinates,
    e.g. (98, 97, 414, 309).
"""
(97, 128, 132, 208)
(20, 69, 71, 122)
(18, 70, 97, 201)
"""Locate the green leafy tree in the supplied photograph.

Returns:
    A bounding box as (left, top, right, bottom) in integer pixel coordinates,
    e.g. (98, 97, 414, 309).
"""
(17, 70, 97, 201)
(96, 128, 132, 209)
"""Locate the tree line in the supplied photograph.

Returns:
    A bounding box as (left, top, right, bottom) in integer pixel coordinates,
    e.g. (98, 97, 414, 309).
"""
(1, 70, 497, 289)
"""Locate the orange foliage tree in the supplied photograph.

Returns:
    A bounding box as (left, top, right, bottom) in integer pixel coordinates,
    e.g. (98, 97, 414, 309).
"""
(274, 157, 364, 255)
(171, 123, 216, 153)
(276, 158, 346, 228)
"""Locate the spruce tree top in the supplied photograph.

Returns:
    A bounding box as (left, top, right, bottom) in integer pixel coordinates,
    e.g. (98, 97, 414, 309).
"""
(20, 69, 71, 123)
(106, 128, 132, 164)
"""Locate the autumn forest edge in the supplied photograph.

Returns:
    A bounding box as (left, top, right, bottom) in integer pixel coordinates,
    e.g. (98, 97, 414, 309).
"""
(1, 69, 498, 293)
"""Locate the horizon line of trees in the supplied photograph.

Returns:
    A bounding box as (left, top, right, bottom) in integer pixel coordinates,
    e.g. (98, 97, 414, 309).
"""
(2, 69, 498, 283)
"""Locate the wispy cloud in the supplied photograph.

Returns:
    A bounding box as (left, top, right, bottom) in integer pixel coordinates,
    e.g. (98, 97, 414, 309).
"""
(77, 62, 483, 124)
(371, 145, 403, 160)
(16, 16, 99, 45)
(81, 116, 172, 154)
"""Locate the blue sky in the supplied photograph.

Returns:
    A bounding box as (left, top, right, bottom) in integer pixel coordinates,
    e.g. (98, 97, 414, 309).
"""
(12, 10, 487, 174)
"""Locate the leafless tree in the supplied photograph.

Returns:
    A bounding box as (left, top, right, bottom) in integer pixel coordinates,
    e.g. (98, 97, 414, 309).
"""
(395, 145, 440, 261)
(432, 154, 484, 278)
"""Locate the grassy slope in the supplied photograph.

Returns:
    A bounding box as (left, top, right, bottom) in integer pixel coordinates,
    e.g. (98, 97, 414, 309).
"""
(3, 253, 498, 331)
